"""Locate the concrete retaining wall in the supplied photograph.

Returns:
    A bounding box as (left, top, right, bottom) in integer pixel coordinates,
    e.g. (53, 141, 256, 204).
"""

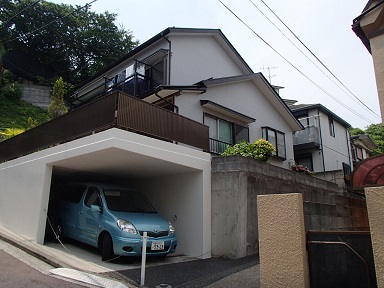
(20, 84, 51, 109)
(211, 155, 369, 258)
(315, 169, 346, 189)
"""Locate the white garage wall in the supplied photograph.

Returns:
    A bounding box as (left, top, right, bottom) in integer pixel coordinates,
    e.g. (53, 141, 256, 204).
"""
(134, 170, 211, 258)
(0, 159, 52, 243)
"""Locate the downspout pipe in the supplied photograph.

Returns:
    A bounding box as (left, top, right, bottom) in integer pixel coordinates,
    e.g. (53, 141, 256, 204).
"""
(346, 129, 353, 169)
(161, 33, 172, 85)
(317, 110, 326, 172)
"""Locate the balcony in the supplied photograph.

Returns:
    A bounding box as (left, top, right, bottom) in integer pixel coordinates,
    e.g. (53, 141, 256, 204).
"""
(0, 92, 209, 162)
(293, 126, 320, 149)
(209, 138, 232, 154)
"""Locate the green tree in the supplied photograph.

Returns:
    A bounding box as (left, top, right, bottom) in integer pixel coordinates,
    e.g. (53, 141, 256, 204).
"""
(48, 77, 67, 119)
(350, 124, 384, 155)
(0, 0, 139, 85)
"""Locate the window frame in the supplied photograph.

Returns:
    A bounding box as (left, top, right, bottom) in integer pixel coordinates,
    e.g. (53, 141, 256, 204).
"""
(204, 113, 234, 144)
(328, 116, 335, 137)
(203, 113, 250, 154)
(262, 126, 286, 160)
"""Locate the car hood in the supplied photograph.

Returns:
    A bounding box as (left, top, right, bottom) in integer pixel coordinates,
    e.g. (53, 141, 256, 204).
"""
(112, 211, 170, 232)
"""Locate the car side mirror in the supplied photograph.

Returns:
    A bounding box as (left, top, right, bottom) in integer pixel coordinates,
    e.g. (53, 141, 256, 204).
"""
(91, 204, 102, 213)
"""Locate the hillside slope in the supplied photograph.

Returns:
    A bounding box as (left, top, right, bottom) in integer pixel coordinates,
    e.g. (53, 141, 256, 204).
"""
(0, 96, 49, 130)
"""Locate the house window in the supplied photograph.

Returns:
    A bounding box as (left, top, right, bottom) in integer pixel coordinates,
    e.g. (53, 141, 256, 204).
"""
(329, 116, 335, 137)
(262, 127, 286, 159)
(204, 114, 250, 154)
(204, 114, 233, 154)
(356, 147, 363, 160)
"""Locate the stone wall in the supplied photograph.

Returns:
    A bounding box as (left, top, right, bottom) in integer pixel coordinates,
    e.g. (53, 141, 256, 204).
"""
(315, 169, 346, 189)
(20, 84, 51, 109)
(211, 155, 369, 259)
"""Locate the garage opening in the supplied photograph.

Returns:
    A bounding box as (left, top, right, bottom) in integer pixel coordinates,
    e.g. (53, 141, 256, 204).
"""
(43, 142, 210, 262)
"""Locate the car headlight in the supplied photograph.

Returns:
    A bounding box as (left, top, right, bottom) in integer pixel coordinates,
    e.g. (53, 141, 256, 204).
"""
(169, 221, 175, 234)
(117, 219, 137, 234)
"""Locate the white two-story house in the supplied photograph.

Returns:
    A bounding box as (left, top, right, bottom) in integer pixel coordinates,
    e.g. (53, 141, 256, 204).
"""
(72, 27, 303, 169)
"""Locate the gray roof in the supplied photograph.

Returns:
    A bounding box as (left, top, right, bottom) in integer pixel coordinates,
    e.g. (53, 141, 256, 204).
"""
(289, 103, 351, 128)
(74, 27, 253, 90)
(198, 73, 303, 131)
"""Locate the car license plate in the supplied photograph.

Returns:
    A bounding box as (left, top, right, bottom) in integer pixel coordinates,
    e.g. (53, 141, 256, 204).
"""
(151, 241, 164, 250)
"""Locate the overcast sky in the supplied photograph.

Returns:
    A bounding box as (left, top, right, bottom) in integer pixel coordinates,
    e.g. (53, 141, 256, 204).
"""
(51, 0, 380, 129)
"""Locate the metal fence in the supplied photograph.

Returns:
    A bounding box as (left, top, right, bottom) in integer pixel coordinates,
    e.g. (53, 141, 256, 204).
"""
(0, 92, 209, 162)
(307, 230, 377, 288)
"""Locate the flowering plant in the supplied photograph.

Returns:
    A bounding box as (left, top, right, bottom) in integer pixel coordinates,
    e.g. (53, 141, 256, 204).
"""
(221, 139, 275, 162)
(291, 163, 315, 175)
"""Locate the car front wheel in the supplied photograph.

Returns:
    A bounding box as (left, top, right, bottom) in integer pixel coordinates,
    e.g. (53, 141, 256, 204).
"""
(101, 233, 115, 261)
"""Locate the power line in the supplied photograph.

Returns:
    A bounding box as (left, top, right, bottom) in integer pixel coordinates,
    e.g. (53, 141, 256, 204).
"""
(217, 0, 375, 124)
(0, 0, 42, 29)
(4, 0, 98, 44)
(255, 0, 380, 120)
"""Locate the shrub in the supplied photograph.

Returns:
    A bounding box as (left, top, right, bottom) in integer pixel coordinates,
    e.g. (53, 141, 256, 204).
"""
(221, 139, 275, 162)
(291, 163, 315, 176)
(0, 127, 25, 141)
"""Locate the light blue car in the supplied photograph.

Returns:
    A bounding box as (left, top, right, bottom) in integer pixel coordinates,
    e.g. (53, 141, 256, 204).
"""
(57, 182, 177, 261)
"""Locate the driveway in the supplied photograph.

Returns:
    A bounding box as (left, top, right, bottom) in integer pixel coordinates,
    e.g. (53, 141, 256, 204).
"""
(44, 239, 260, 287)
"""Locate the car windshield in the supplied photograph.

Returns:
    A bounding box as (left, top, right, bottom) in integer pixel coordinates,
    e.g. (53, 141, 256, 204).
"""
(103, 189, 156, 213)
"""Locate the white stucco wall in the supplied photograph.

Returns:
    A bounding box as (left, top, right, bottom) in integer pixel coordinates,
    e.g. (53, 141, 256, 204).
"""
(0, 128, 211, 258)
(304, 108, 352, 172)
(317, 112, 351, 171)
(134, 171, 211, 258)
(175, 81, 295, 169)
(0, 160, 52, 243)
(169, 35, 244, 84)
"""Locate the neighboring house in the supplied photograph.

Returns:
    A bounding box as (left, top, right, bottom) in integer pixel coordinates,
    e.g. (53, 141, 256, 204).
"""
(71, 27, 303, 169)
(353, 0, 384, 124)
(350, 134, 377, 167)
(286, 100, 353, 173)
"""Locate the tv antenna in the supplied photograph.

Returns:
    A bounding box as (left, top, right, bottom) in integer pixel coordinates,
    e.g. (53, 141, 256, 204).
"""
(260, 66, 278, 83)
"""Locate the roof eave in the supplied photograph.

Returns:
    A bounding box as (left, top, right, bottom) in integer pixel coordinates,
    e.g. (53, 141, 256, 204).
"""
(291, 104, 351, 128)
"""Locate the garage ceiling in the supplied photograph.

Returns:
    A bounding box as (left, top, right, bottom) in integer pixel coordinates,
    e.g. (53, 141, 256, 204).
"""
(51, 147, 199, 179)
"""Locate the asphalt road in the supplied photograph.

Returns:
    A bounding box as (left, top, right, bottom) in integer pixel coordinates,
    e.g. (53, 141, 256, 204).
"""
(0, 249, 86, 288)
(115, 254, 259, 288)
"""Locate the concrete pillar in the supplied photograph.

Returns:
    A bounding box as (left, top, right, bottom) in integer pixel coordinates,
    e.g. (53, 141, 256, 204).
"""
(365, 186, 384, 288)
(257, 193, 309, 288)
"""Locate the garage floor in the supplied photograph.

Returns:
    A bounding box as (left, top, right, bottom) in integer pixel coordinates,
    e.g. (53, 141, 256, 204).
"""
(44, 239, 194, 272)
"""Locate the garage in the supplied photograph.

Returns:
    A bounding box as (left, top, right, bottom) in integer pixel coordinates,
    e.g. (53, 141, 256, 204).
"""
(0, 128, 212, 259)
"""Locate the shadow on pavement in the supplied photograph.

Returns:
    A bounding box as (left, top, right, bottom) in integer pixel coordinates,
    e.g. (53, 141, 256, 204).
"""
(116, 254, 259, 288)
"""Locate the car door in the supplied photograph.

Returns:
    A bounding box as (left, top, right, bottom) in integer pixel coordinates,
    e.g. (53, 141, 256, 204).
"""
(61, 184, 87, 241)
(78, 186, 103, 247)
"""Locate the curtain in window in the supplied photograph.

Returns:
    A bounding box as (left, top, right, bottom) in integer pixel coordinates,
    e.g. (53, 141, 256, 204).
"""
(219, 120, 233, 144)
(205, 116, 218, 139)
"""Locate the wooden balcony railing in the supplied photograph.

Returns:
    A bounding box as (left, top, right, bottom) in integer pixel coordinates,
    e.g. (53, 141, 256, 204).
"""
(0, 92, 209, 162)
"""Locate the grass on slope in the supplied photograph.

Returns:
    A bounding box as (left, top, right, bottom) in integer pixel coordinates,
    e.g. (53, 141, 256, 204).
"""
(0, 96, 49, 130)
